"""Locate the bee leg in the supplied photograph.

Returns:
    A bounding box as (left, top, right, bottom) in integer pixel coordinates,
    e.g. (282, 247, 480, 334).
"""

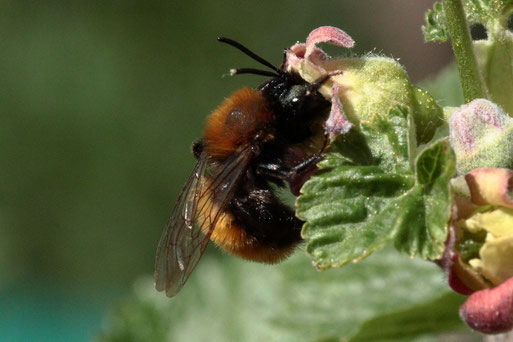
(289, 149, 324, 174)
(256, 134, 329, 195)
(255, 163, 290, 180)
(286, 151, 324, 196)
(256, 158, 316, 196)
(254, 151, 322, 180)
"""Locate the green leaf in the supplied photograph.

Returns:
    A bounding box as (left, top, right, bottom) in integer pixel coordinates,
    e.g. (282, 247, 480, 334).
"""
(297, 107, 455, 270)
(396, 139, 456, 256)
(420, 65, 465, 107)
(475, 35, 513, 116)
(348, 292, 471, 342)
(470, 0, 513, 116)
(463, 0, 513, 25)
(422, 1, 513, 42)
(423, 2, 449, 42)
(98, 249, 467, 342)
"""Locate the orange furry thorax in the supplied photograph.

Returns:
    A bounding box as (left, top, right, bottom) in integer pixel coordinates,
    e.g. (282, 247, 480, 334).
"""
(203, 88, 274, 159)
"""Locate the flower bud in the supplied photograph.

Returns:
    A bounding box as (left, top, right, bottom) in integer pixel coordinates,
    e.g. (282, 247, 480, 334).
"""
(449, 99, 513, 175)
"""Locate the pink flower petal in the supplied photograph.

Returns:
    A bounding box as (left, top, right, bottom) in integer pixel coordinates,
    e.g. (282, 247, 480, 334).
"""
(284, 26, 354, 82)
(436, 226, 475, 295)
(324, 83, 352, 141)
(286, 43, 307, 69)
(449, 99, 507, 152)
(454, 196, 480, 220)
(305, 26, 355, 59)
(460, 276, 513, 334)
(307, 47, 329, 64)
(466, 168, 513, 208)
(285, 43, 327, 75)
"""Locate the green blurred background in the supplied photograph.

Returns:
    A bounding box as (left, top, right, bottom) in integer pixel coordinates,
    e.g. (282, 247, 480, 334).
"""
(0, 1, 454, 340)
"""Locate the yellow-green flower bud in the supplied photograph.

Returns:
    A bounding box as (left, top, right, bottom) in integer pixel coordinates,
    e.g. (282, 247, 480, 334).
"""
(449, 99, 513, 174)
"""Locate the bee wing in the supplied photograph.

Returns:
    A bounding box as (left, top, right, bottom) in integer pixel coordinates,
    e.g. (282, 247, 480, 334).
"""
(154, 148, 254, 297)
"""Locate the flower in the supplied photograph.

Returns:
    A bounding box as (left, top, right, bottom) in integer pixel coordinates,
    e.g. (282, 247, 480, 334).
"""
(284, 26, 443, 143)
(441, 168, 513, 334)
(284, 26, 354, 141)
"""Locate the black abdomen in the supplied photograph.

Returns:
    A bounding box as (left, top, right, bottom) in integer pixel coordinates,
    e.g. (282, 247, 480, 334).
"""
(228, 178, 303, 250)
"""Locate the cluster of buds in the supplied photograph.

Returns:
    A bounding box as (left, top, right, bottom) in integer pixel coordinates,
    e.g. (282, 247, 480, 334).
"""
(444, 99, 513, 333)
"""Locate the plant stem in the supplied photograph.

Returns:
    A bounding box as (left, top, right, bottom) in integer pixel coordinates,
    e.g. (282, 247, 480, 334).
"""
(442, 0, 488, 102)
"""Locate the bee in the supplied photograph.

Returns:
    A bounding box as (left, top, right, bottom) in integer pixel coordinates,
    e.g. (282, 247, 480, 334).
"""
(155, 37, 334, 297)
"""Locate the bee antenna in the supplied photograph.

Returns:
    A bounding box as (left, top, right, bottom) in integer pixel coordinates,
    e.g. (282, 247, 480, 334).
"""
(229, 68, 280, 78)
(217, 37, 283, 75)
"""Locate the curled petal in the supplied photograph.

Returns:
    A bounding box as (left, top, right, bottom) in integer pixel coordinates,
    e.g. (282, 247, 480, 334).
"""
(465, 168, 513, 208)
(437, 226, 474, 295)
(324, 83, 352, 141)
(286, 26, 354, 73)
(460, 276, 513, 334)
(305, 26, 355, 59)
(436, 225, 486, 295)
(285, 43, 327, 77)
(285, 43, 308, 69)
